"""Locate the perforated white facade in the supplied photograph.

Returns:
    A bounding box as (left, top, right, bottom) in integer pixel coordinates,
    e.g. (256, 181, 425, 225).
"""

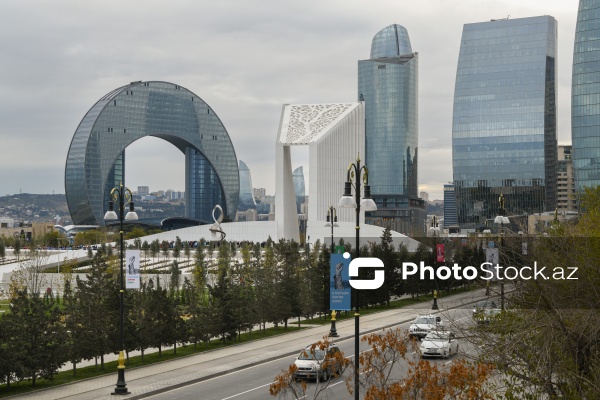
(275, 103, 366, 241)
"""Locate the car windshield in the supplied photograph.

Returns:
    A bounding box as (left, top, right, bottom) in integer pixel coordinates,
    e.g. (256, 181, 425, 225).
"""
(298, 349, 325, 360)
(475, 301, 496, 309)
(414, 317, 436, 324)
(424, 332, 450, 341)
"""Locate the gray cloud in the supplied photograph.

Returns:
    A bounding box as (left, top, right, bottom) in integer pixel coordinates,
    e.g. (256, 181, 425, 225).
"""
(0, 0, 577, 200)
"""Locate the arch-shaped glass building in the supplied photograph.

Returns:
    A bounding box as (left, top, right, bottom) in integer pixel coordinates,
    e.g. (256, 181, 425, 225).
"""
(65, 81, 239, 226)
(572, 0, 600, 191)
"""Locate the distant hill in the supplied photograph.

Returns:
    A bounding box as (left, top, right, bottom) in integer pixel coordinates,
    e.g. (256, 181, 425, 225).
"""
(0, 193, 69, 213)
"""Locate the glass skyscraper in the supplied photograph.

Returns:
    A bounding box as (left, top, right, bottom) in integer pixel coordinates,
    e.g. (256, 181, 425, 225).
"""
(572, 0, 600, 191)
(358, 24, 425, 235)
(238, 160, 256, 211)
(452, 16, 557, 229)
(65, 81, 239, 225)
(293, 166, 305, 214)
(443, 184, 458, 229)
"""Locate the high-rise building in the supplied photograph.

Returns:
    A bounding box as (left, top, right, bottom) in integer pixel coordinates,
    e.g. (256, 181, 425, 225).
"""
(238, 160, 257, 211)
(358, 24, 425, 235)
(293, 166, 305, 214)
(572, 0, 600, 192)
(557, 145, 577, 212)
(137, 186, 149, 196)
(443, 184, 458, 229)
(65, 81, 239, 225)
(452, 16, 557, 229)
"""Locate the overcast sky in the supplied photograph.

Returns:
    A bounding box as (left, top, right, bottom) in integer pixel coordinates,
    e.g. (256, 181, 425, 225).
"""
(0, 0, 579, 201)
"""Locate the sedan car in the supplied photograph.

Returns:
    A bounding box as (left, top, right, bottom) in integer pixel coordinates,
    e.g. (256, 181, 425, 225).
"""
(293, 344, 343, 382)
(409, 315, 443, 340)
(472, 300, 501, 323)
(419, 331, 459, 359)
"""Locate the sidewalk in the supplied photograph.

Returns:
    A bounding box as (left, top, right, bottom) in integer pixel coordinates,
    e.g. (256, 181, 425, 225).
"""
(8, 289, 488, 400)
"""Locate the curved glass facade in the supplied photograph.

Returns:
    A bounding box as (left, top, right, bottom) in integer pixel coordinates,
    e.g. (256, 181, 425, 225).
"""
(359, 24, 423, 235)
(572, 0, 600, 191)
(370, 24, 412, 59)
(65, 81, 239, 225)
(452, 16, 557, 228)
(238, 160, 256, 211)
(293, 166, 305, 214)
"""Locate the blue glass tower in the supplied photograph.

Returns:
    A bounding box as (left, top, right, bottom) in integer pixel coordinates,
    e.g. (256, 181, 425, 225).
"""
(572, 0, 600, 191)
(452, 16, 557, 229)
(238, 160, 256, 211)
(443, 184, 458, 229)
(293, 166, 305, 214)
(358, 24, 425, 235)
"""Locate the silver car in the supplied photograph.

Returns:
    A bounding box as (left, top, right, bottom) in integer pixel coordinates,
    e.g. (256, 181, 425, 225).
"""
(293, 344, 342, 382)
(419, 331, 459, 359)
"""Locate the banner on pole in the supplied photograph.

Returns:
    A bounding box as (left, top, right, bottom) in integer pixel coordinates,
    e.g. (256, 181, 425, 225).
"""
(436, 244, 445, 263)
(126, 249, 141, 289)
(485, 247, 499, 280)
(330, 252, 351, 311)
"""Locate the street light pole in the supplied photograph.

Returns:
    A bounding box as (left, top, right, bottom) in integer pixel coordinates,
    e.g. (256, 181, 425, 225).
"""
(104, 182, 138, 396)
(494, 193, 509, 311)
(325, 206, 339, 338)
(325, 206, 338, 253)
(338, 154, 377, 400)
(429, 215, 440, 310)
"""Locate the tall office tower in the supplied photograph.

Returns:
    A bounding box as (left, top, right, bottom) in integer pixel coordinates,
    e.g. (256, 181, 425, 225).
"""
(238, 160, 257, 211)
(358, 24, 426, 235)
(557, 145, 577, 212)
(572, 1, 600, 191)
(452, 16, 557, 229)
(292, 166, 306, 214)
(443, 184, 458, 229)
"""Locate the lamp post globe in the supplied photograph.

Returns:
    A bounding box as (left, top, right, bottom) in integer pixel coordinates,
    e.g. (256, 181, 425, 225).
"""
(337, 154, 376, 400)
(104, 182, 137, 395)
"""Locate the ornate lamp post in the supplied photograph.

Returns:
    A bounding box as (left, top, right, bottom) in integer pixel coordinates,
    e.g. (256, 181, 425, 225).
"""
(429, 215, 440, 310)
(324, 206, 339, 253)
(338, 154, 377, 400)
(325, 206, 340, 337)
(493, 193, 509, 311)
(104, 182, 138, 395)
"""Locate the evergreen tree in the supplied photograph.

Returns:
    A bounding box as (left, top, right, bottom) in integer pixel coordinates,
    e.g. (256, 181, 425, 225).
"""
(2, 290, 68, 386)
(75, 254, 116, 370)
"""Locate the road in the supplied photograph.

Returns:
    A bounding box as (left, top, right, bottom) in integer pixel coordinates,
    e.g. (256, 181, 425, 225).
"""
(144, 307, 477, 400)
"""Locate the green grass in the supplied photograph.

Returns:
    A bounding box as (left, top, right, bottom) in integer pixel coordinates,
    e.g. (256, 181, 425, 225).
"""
(0, 324, 305, 398)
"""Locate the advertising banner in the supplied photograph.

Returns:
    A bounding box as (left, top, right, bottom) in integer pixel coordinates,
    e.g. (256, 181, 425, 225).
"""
(436, 243, 445, 263)
(330, 252, 351, 310)
(125, 249, 141, 289)
(485, 247, 499, 280)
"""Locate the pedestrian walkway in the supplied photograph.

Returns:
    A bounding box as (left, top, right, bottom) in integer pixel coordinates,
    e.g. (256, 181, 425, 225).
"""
(7, 289, 488, 400)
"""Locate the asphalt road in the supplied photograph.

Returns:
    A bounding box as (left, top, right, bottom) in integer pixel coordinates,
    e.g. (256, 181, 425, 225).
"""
(144, 307, 476, 400)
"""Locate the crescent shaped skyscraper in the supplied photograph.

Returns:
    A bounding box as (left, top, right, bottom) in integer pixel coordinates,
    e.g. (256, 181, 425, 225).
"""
(65, 81, 239, 226)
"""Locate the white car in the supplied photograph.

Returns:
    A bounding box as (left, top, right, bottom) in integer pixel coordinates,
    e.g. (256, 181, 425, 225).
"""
(409, 314, 443, 340)
(419, 331, 459, 359)
(292, 344, 343, 382)
(472, 300, 501, 323)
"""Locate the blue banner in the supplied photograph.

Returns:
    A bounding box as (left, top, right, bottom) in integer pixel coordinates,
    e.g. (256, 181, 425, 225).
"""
(330, 252, 351, 310)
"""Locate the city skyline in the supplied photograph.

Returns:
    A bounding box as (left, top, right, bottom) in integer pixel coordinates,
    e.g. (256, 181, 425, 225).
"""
(0, 1, 579, 200)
